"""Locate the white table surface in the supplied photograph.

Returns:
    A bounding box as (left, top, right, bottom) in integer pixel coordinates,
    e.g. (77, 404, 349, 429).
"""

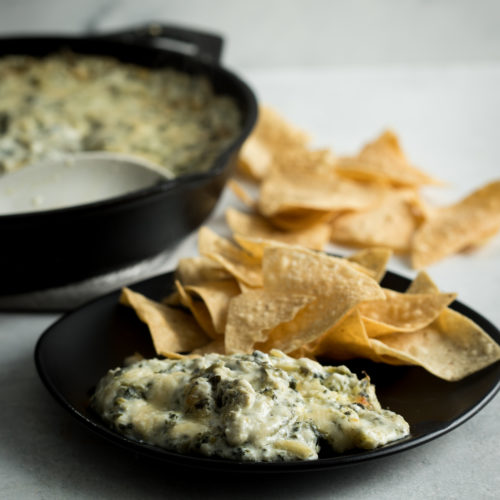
(1, 62, 499, 499)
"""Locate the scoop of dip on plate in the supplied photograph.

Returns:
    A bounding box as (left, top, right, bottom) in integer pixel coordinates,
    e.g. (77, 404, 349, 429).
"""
(92, 350, 409, 462)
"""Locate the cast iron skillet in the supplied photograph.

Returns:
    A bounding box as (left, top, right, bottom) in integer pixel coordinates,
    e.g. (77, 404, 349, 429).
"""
(0, 23, 257, 295)
(34, 269, 500, 473)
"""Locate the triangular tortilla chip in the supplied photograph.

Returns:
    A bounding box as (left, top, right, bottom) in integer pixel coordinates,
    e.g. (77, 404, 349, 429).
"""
(120, 288, 208, 355)
(255, 247, 385, 353)
(225, 289, 315, 354)
(411, 180, 500, 268)
(335, 130, 442, 187)
(347, 247, 393, 283)
(226, 207, 331, 251)
(184, 279, 241, 335)
(360, 289, 457, 335)
(331, 189, 423, 253)
(198, 226, 263, 287)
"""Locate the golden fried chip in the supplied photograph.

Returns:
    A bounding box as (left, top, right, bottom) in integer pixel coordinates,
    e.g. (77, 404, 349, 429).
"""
(310, 298, 500, 381)
(462, 224, 500, 251)
(373, 314, 500, 381)
(238, 136, 273, 180)
(226, 207, 331, 251)
(255, 247, 385, 353)
(237, 105, 311, 180)
(411, 180, 500, 268)
(288, 344, 316, 360)
(176, 256, 232, 285)
(312, 309, 375, 360)
(162, 290, 182, 306)
(233, 234, 286, 259)
(268, 209, 335, 231)
(198, 226, 263, 287)
(309, 309, 415, 365)
(225, 290, 315, 354)
(335, 130, 442, 187)
(402, 270, 500, 379)
(254, 106, 311, 149)
(175, 280, 218, 338)
(330, 189, 423, 253)
(120, 287, 208, 355)
(406, 271, 440, 294)
(227, 179, 258, 209)
(300, 264, 499, 381)
(360, 289, 457, 336)
(233, 235, 372, 278)
(270, 148, 336, 177)
(347, 247, 393, 283)
(191, 338, 226, 356)
(258, 167, 383, 217)
(184, 279, 241, 335)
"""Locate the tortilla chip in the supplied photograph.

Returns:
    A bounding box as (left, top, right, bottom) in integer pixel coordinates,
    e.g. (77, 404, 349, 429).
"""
(225, 290, 316, 354)
(267, 209, 335, 231)
(310, 299, 500, 382)
(375, 314, 500, 381)
(162, 290, 182, 306)
(237, 105, 311, 180)
(364, 270, 500, 380)
(312, 309, 375, 360)
(347, 247, 393, 283)
(232, 234, 286, 259)
(238, 136, 273, 180)
(411, 180, 500, 268)
(176, 256, 232, 285)
(258, 167, 383, 217)
(270, 148, 337, 177)
(255, 247, 385, 353)
(120, 287, 208, 355)
(175, 280, 218, 339)
(288, 344, 317, 360)
(184, 279, 241, 335)
(406, 271, 440, 294)
(198, 226, 263, 287)
(254, 106, 311, 149)
(360, 289, 457, 335)
(330, 189, 423, 253)
(335, 130, 442, 187)
(225, 207, 331, 251)
(191, 338, 226, 356)
(227, 179, 258, 209)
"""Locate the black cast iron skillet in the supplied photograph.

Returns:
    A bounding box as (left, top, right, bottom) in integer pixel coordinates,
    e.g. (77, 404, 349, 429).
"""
(0, 23, 258, 295)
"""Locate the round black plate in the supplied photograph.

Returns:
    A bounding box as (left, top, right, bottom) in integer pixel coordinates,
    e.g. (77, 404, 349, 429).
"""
(34, 270, 500, 473)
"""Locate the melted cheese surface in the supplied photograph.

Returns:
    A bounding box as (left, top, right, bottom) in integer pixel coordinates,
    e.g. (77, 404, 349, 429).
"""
(0, 53, 241, 176)
(92, 350, 409, 461)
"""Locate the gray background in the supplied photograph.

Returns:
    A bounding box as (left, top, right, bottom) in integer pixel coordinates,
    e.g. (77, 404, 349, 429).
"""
(1, 0, 499, 69)
(0, 1, 499, 499)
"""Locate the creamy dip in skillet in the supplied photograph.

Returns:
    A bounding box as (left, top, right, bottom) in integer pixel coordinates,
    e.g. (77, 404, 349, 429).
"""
(92, 350, 409, 461)
(0, 53, 241, 176)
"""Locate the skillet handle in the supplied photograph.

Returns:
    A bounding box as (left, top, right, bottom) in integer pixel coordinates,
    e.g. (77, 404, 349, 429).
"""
(93, 22, 223, 65)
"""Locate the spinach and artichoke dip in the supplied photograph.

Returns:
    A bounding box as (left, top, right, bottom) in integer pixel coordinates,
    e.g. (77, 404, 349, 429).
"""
(0, 53, 241, 176)
(92, 350, 409, 461)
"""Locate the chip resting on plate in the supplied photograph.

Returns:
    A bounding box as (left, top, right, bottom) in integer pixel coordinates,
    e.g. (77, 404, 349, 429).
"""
(119, 227, 500, 381)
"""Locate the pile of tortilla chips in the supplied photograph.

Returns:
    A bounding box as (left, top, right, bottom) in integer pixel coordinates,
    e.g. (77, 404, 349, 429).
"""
(233, 105, 500, 268)
(120, 227, 500, 381)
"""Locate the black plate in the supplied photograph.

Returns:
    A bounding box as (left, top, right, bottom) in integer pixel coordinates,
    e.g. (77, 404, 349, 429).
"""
(34, 270, 500, 472)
